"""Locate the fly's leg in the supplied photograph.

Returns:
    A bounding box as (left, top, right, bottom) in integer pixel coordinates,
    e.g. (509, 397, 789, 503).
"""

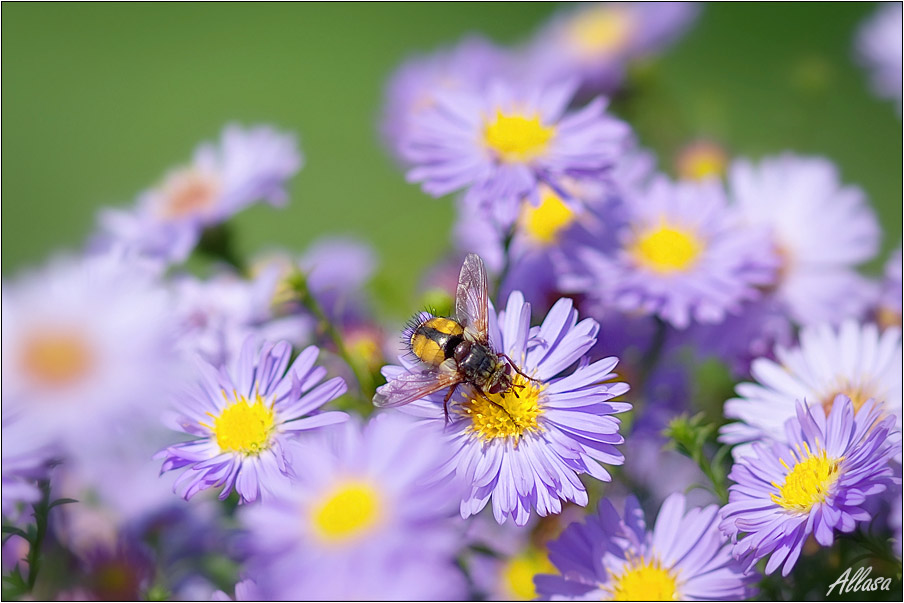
(500, 353, 540, 383)
(442, 383, 459, 425)
(475, 386, 514, 421)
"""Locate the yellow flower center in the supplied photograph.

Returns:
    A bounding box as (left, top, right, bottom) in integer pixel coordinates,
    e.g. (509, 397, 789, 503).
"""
(676, 142, 728, 181)
(501, 548, 556, 600)
(569, 6, 635, 56)
(771, 442, 843, 513)
(156, 169, 221, 219)
(310, 481, 383, 544)
(21, 330, 95, 388)
(203, 392, 275, 455)
(606, 555, 678, 601)
(520, 189, 576, 245)
(821, 384, 876, 416)
(631, 223, 703, 273)
(484, 111, 555, 163)
(461, 375, 544, 441)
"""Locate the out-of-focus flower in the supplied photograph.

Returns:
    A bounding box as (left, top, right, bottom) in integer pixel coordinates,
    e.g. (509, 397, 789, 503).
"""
(1, 251, 181, 460)
(402, 79, 631, 215)
(537, 493, 756, 600)
(876, 246, 903, 329)
(720, 397, 899, 576)
(62, 539, 155, 601)
(382, 293, 630, 526)
(213, 579, 263, 601)
(727, 154, 880, 326)
(381, 36, 512, 160)
(96, 124, 302, 264)
(0, 414, 52, 522)
(721, 320, 902, 459)
(158, 338, 348, 503)
(569, 176, 777, 329)
(855, 2, 903, 109)
(240, 415, 467, 600)
(675, 139, 729, 181)
(524, 2, 701, 93)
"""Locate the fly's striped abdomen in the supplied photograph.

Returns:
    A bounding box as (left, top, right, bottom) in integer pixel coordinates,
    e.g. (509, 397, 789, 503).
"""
(410, 317, 465, 367)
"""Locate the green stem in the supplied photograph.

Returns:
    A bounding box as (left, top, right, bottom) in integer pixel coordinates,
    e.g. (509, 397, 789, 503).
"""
(289, 272, 375, 400)
(26, 481, 51, 592)
(492, 224, 517, 302)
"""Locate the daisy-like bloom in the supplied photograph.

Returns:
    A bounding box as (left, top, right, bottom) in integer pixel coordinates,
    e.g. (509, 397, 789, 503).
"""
(402, 78, 631, 214)
(675, 139, 729, 181)
(524, 2, 701, 93)
(720, 397, 899, 576)
(1, 250, 181, 459)
(721, 319, 902, 459)
(97, 124, 301, 264)
(727, 153, 880, 326)
(240, 415, 467, 600)
(384, 292, 630, 526)
(381, 36, 512, 160)
(157, 337, 348, 503)
(571, 176, 778, 329)
(855, 2, 902, 109)
(536, 493, 756, 600)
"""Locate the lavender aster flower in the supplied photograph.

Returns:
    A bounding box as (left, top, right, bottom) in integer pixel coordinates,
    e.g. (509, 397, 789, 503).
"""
(402, 79, 631, 213)
(570, 176, 778, 328)
(720, 397, 899, 576)
(536, 493, 756, 600)
(158, 337, 348, 503)
(240, 415, 467, 600)
(722, 320, 902, 459)
(525, 2, 701, 93)
(728, 153, 880, 325)
(383, 292, 630, 526)
(97, 124, 302, 264)
(855, 2, 903, 109)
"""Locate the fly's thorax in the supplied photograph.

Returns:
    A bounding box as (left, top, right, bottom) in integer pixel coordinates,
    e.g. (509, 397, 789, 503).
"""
(409, 316, 465, 367)
(455, 341, 507, 388)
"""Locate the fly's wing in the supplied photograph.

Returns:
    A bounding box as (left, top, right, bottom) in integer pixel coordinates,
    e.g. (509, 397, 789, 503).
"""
(372, 369, 461, 408)
(455, 253, 489, 339)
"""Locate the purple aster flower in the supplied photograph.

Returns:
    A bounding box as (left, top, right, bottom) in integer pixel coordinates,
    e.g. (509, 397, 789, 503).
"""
(381, 36, 513, 160)
(721, 320, 902, 460)
(239, 415, 467, 600)
(720, 397, 899, 576)
(383, 292, 630, 526)
(569, 176, 778, 329)
(157, 337, 348, 503)
(1, 250, 182, 460)
(524, 2, 701, 93)
(536, 493, 756, 600)
(855, 2, 903, 109)
(1, 413, 53, 522)
(727, 153, 880, 326)
(401, 78, 631, 213)
(96, 124, 302, 264)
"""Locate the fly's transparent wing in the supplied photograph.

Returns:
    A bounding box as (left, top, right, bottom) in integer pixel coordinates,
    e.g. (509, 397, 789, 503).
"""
(372, 369, 461, 408)
(455, 253, 489, 339)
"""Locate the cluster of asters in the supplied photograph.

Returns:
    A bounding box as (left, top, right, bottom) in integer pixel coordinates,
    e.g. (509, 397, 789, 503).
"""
(1, 2, 902, 601)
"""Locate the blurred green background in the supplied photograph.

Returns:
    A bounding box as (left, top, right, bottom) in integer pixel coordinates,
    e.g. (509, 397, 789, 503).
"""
(2, 2, 901, 317)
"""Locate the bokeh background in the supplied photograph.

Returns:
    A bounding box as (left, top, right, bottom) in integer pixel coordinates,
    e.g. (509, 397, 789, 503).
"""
(3, 2, 901, 317)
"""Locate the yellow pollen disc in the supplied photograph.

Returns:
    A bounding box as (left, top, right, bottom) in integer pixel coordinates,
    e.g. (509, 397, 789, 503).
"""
(606, 555, 678, 601)
(346, 331, 383, 372)
(771, 442, 843, 513)
(156, 169, 221, 219)
(462, 375, 544, 441)
(676, 143, 728, 181)
(568, 6, 634, 56)
(520, 188, 576, 245)
(484, 111, 555, 163)
(631, 223, 703, 274)
(501, 548, 556, 600)
(21, 330, 95, 387)
(206, 393, 275, 455)
(821, 384, 875, 416)
(310, 481, 383, 544)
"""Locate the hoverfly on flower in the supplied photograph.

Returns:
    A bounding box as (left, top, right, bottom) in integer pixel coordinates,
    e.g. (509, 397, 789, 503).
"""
(373, 253, 533, 421)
